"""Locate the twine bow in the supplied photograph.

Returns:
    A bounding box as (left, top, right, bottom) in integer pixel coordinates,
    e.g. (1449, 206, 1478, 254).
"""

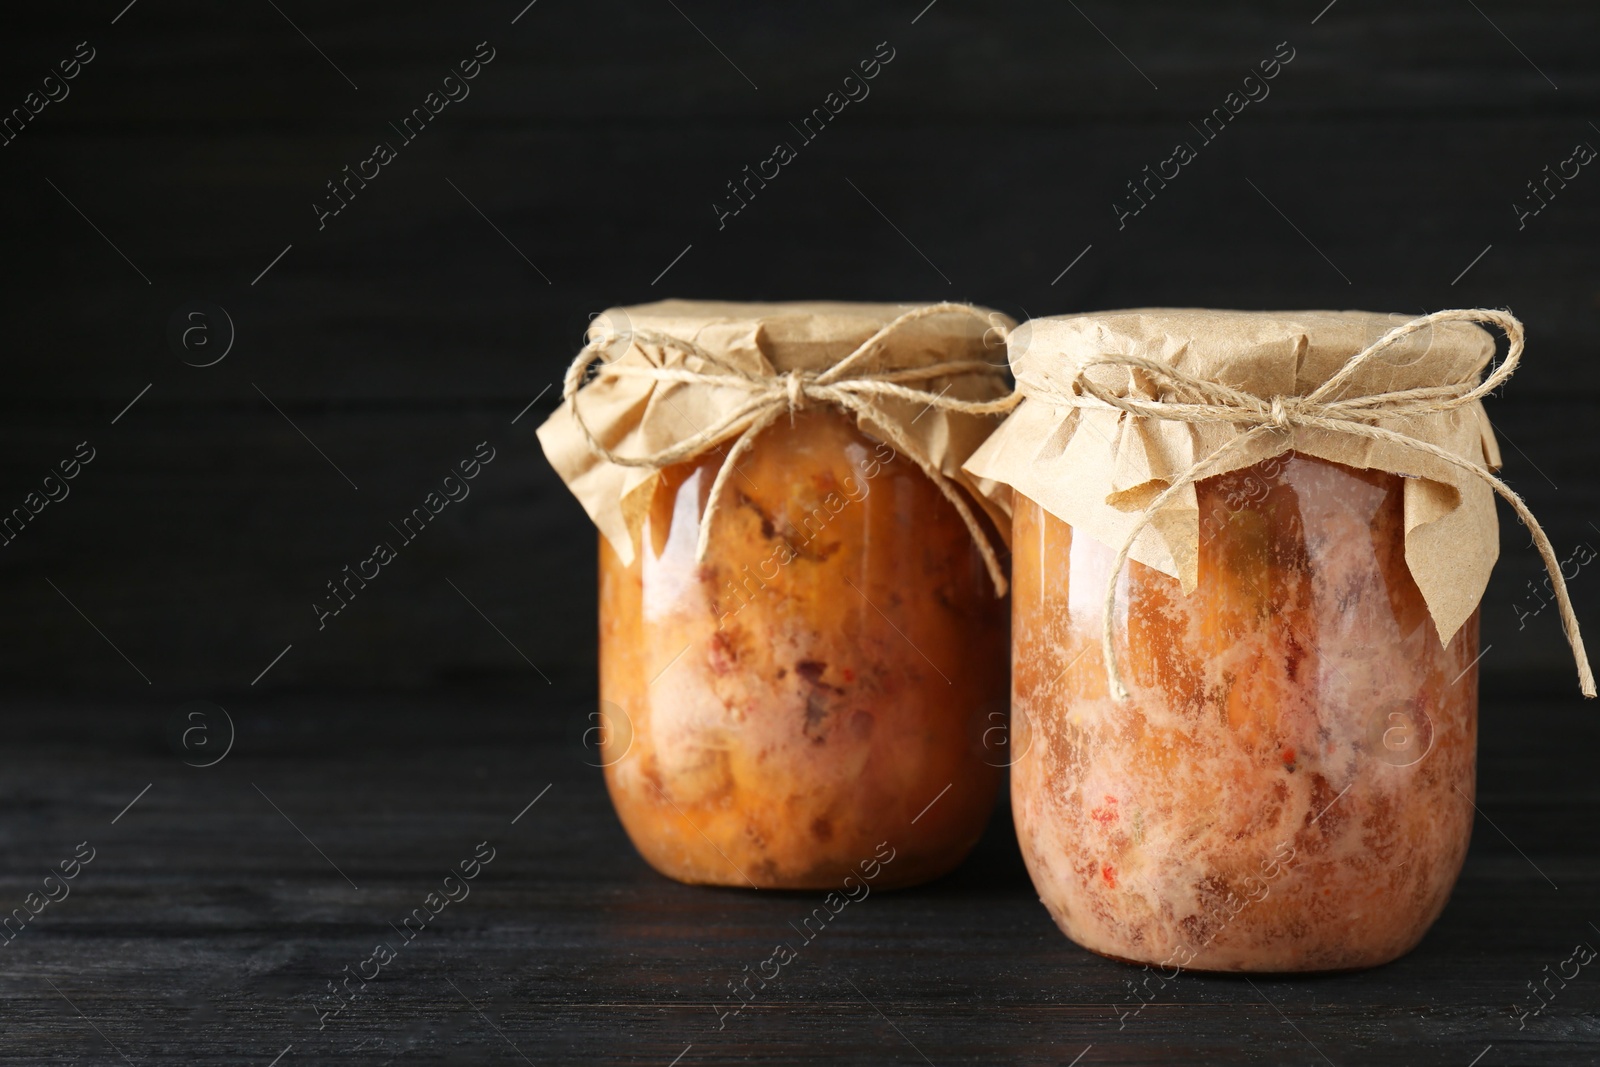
(562, 303, 1019, 595)
(1016, 307, 1594, 701)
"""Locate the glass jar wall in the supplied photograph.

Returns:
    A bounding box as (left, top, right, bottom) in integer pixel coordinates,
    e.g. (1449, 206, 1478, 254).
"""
(599, 408, 1007, 889)
(1010, 453, 1478, 972)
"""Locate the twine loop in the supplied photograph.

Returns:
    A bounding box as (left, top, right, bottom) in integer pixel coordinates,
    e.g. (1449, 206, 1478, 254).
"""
(1016, 307, 1593, 701)
(563, 302, 1019, 595)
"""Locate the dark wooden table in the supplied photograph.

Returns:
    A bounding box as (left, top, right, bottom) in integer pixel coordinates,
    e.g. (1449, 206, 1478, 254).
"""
(3, 688, 1595, 1066)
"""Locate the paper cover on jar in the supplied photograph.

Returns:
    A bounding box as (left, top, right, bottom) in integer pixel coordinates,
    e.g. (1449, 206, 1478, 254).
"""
(963, 308, 1503, 646)
(538, 299, 1015, 569)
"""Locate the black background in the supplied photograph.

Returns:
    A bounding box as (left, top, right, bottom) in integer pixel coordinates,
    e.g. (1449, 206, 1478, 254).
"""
(2, 2, 1598, 1064)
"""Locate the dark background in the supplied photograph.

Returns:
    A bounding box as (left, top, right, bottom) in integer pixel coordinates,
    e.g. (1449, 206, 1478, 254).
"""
(2, 1, 1597, 1064)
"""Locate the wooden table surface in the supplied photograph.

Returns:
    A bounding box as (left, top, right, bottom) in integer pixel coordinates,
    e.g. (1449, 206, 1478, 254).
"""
(2, 689, 1595, 1066)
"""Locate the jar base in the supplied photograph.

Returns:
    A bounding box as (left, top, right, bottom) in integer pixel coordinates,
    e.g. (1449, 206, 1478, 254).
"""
(1072, 937, 1422, 975)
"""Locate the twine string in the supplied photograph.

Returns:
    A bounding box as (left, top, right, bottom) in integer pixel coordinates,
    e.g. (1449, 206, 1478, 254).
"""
(1015, 307, 1593, 701)
(562, 302, 1020, 596)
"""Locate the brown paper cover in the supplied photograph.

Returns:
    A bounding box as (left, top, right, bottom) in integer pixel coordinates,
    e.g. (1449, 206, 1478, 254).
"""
(963, 308, 1502, 645)
(538, 299, 1014, 565)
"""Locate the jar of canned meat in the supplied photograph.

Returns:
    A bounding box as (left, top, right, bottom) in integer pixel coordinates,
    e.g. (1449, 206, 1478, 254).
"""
(965, 307, 1587, 971)
(541, 300, 1015, 889)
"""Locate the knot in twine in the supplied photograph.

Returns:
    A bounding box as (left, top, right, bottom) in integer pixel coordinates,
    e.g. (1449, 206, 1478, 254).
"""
(563, 302, 1020, 595)
(783, 370, 809, 412)
(1017, 307, 1594, 701)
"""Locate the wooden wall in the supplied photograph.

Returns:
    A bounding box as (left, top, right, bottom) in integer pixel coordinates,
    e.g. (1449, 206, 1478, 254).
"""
(1, 0, 1596, 698)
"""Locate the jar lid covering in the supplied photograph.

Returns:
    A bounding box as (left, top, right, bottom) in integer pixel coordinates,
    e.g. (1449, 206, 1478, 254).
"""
(542, 300, 1015, 582)
(967, 307, 1505, 648)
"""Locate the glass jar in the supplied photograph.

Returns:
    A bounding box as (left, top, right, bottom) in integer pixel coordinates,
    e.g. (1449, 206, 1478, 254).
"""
(599, 407, 1007, 889)
(1010, 453, 1478, 972)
